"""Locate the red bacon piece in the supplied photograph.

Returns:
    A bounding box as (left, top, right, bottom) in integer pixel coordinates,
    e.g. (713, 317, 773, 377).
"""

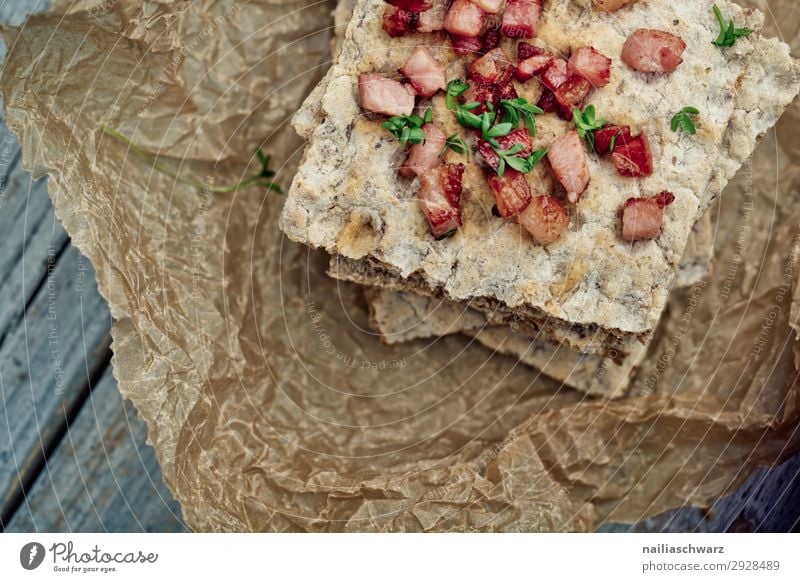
(358, 74, 416, 116)
(553, 75, 592, 120)
(469, 48, 514, 85)
(593, 125, 632, 156)
(450, 34, 483, 56)
(537, 88, 557, 112)
(540, 58, 569, 91)
(444, 0, 485, 38)
(471, 0, 505, 14)
(515, 53, 554, 81)
(385, 0, 433, 12)
(481, 26, 501, 53)
(494, 79, 518, 100)
(518, 195, 570, 245)
(400, 124, 448, 178)
(418, 164, 465, 238)
(401, 47, 447, 97)
(621, 29, 686, 73)
(548, 130, 590, 203)
(487, 169, 533, 218)
(417, 0, 449, 32)
(620, 192, 674, 242)
(517, 42, 541, 60)
(568, 46, 612, 88)
(477, 129, 533, 171)
(611, 133, 653, 177)
(382, 6, 419, 37)
(501, 0, 543, 39)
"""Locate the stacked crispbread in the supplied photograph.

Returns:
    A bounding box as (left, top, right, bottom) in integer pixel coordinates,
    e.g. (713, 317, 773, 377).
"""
(283, 0, 799, 397)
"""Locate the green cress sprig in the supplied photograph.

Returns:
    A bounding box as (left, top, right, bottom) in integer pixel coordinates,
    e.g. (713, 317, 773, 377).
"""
(101, 125, 283, 194)
(500, 98, 544, 136)
(440, 134, 470, 157)
(572, 105, 607, 150)
(382, 108, 433, 145)
(670, 106, 700, 135)
(445, 79, 546, 177)
(712, 5, 752, 48)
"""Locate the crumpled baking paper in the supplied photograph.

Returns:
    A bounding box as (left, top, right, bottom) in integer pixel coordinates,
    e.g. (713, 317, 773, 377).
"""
(1, 0, 798, 531)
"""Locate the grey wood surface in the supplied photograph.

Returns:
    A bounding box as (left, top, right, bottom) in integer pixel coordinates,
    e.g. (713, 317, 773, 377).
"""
(0, 0, 796, 534)
(5, 366, 185, 532)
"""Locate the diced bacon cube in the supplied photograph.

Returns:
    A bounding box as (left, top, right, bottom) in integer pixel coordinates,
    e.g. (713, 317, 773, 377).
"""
(518, 195, 570, 244)
(514, 53, 554, 82)
(494, 79, 518, 100)
(450, 34, 483, 56)
(501, 0, 542, 39)
(471, 0, 505, 14)
(619, 192, 674, 242)
(537, 88, 557, 112)
(611, 133, 653, 177)
(400, 124, 448, 178)
(418, 0, 449, 32)
(401, 47, 447, 97)
(481, 26, 501, 53)
(553, 75, 592, 120)
(418, 164, 465, 238)
(568, 46, 612, 88)
(477, 129, 533, 172)
(444, 0, 485, 38)
(517, 42, 543, 60)
(540, 58, 569, 90)
(358, 74, 416, 117)
(547, 131, 590, 203)
(382, 6, 419, 37)
(621, 29, 686, 73)
(463, 80, 495, 112)
(469, 47, 514, 85)
(593, 125, 632, 156)
(487, 169, 533, 218)
(385, 0, 433, 12)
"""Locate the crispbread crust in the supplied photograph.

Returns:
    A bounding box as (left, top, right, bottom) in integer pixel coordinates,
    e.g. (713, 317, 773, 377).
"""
(283, 0, 799, 353)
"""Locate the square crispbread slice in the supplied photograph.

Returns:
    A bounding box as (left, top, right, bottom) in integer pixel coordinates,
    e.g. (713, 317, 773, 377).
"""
(282, 0, 799, 354)
(361, 211, 710, 399)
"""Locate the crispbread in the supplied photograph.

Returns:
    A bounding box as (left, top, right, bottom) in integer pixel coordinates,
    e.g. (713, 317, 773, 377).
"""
(283, 0, 799, 353)
(361, 211, 714, 398)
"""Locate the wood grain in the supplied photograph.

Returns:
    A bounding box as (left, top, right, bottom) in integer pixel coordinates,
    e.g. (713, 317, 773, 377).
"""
(5, 366, 185, 532)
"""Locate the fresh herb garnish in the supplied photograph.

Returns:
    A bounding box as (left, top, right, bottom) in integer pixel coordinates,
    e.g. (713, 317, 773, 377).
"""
(500, 98, 544, 136)
(670, 106, 700, 135)
(712, 4, 752, 47)
(382, 108, 433, 145)
(446, 79, 546, 177)
(440, 134, 469, 157)
(100, 125, 283, 194)
(495, 147, 548, 177)
(446, 79, 470, 111)
(572, 105, 607, 149)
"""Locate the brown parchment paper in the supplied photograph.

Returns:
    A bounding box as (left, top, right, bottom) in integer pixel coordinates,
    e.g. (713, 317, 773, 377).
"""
(2, 0, 799, 531)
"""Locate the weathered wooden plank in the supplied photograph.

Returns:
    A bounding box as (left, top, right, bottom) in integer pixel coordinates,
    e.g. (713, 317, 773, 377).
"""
(0, 135, 70, 343)
(0, 243, 112, 525)
(5, 366, 185, 532)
